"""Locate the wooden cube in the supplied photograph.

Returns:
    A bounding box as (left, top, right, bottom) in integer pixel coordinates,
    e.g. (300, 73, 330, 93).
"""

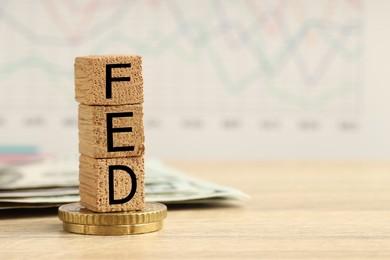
(78, 104, 145, 158)
(75, 55, 143, 105)
(79, 155, 145, 212)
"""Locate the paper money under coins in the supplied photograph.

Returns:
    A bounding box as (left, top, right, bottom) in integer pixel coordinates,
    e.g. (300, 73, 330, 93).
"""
(0, 157, 247, 210)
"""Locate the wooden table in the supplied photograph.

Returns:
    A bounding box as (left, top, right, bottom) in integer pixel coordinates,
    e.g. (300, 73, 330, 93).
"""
(1, 161, 390, 259)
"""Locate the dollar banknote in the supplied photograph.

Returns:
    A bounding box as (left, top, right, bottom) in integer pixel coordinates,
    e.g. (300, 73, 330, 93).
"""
(0, 157, 247, 209)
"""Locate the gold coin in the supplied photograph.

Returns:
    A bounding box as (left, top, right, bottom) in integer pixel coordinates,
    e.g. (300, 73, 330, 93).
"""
(63, 221, 164, 236)
(58, 202, 167, 225)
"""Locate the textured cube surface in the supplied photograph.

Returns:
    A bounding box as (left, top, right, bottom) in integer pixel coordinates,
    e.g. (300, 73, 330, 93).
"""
(79, 155, 145, 212)
(78, 104, 145, 158)
(75, 55, 143, 105)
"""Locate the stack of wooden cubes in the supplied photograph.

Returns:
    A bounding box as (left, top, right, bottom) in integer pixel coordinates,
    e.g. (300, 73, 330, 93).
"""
(75, 55, 145, 212)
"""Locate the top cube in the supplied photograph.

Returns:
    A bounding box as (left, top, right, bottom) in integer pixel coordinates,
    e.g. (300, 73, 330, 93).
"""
(75, 55, 144, 105)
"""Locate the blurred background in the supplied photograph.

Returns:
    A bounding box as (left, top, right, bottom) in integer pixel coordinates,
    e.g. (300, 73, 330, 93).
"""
(0, 0, 389, 160)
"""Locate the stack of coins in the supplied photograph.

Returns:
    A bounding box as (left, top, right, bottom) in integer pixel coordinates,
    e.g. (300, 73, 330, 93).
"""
(58, 202, 167, 235)
(59, 55, 166, 235)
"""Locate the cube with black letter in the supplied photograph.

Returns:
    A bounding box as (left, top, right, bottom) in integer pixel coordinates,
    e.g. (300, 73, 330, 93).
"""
(75, 55, 143, 105)
(79, 155, 145, 212)
(78, 104, 145, 158)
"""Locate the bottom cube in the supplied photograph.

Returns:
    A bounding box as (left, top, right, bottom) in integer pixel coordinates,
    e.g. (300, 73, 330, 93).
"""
(79, 155, 145, 212)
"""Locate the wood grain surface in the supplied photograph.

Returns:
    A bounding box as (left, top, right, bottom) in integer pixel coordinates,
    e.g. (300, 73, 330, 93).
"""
(1, 161, 390, 259)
